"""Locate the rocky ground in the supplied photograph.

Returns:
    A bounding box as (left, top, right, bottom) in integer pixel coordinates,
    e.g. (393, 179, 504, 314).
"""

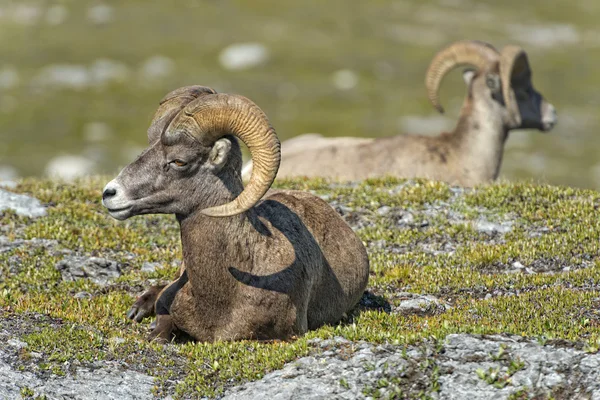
(1, 178, 600, 399)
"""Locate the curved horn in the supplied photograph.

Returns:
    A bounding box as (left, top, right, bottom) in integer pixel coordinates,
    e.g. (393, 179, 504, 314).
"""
(167, 93, 280, 217)
(499, 45, 530, 119)
(147, 86, 217, 144)
(425, 40, 499, 113)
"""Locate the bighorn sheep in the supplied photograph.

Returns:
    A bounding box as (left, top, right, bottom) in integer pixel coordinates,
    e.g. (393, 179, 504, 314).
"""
(242, 40, 557, 186)
(101, 86, 369, 342)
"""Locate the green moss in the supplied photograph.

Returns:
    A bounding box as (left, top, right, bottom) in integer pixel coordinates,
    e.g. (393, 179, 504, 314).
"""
(2, 177, 600, 398)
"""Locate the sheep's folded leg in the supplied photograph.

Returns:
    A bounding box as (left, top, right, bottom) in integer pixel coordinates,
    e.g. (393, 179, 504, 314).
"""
(127, 284, 166, 322)
(127, 264, 186, 323)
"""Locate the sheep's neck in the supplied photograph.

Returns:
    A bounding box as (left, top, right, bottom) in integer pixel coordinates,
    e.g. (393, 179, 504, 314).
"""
(176, 179, 252, 323)
(450, 101, 509, 181)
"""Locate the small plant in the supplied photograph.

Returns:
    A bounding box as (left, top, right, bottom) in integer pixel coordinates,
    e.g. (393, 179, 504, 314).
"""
(339, 378, 350, 389)
(491, 344, 507, 361)
(20, 387, 35, 397)
(508, 387, 531, 400)
(476, 355, 525, 389)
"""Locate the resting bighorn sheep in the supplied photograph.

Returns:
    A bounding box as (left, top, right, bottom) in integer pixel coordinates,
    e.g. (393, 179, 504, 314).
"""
(101, 86, 369, 342)
(242, 40, 557, 186)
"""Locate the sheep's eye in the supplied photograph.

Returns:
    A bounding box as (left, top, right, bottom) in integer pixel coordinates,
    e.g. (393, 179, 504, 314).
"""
(171, 160, 187, 167)
(486, 76, 499, 90)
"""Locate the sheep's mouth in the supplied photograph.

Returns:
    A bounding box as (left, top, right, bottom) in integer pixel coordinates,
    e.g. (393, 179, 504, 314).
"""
(106, 205, 133, 220)
(541, 120, 556, 132)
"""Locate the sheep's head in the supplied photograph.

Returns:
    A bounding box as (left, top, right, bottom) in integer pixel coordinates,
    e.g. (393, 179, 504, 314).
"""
(425, 40, 557, 132)
(102, 86, 281, 220)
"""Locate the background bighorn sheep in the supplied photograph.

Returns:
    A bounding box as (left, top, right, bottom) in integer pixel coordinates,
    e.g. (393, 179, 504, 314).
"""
(102, 86, 369, 342)
(242, 40, 557, 186)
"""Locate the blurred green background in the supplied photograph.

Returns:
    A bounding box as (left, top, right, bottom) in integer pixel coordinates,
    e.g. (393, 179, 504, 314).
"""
(1, 0, 598, 187)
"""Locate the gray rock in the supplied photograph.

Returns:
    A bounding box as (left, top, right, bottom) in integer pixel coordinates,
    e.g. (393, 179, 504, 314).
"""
(376, 205, 391, 216)
(223, 343, 413, 400)
(395, 293, 449, 316)
(397, 212, 414, 226)
(55, 256, 121, 286)
(141, 262, 161, 273)
(222, 334, 600, 400)
(0, 67, 19, 90)
(0, 189, 46, 218)
(7, 339, 27, 350)
(0, 236, 56, 254)
(474, 218, 513, 234)
(0, 180, 17, 189)
(0, 352, 155, 400)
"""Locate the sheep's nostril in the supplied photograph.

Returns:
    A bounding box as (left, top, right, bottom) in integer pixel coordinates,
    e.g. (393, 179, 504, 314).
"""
(102, 187, 117, 200)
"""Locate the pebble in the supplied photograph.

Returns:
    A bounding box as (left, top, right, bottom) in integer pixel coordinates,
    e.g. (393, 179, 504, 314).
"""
(55, 256, 121, 287)
(141, 262, 161, 273)
(44, 155, 95, 181)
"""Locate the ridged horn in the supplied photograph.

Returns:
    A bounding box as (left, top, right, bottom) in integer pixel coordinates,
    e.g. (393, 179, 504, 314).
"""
(425, 40, 499, 113)
(499, 45, 530, 120)
(147, 86, 217, 144)
(167, 93, 280, 217)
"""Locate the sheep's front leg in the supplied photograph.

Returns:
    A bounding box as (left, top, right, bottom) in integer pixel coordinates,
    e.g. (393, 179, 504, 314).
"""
(127, 264, 186, 323)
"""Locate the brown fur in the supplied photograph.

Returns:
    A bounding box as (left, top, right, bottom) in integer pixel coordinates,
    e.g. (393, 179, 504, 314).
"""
(168, 190, 369, 342)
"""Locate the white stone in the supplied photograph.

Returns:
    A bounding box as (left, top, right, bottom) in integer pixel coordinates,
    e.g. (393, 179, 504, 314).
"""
(83, 122, 112, 143)
(141, 262, 161, 273)
(87, 4, 113, 25)
(90, 59, 130, 85)
(512, 261, 525, 269)
(0, 165, 18, 181)
(0, 66, 20, 89)
(7, 339, 27, 349)
(11, 4, 40, 25)
(33, 64, 90, 90)
(44, 155, 95, 181)
(140, 55, 175, 80)
(332, 69, 358, 90)
(219, 43, 269, 71)
(45, 4, 68, 26)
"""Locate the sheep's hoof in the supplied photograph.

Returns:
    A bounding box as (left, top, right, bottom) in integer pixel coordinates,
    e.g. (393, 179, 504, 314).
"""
(127, 285, 166, 323)
(148, 314, 175, 344)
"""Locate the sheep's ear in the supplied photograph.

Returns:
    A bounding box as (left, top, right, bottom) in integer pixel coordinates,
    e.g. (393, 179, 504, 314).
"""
(208, 138, 232, 172)
(462, 69, 477, 85)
